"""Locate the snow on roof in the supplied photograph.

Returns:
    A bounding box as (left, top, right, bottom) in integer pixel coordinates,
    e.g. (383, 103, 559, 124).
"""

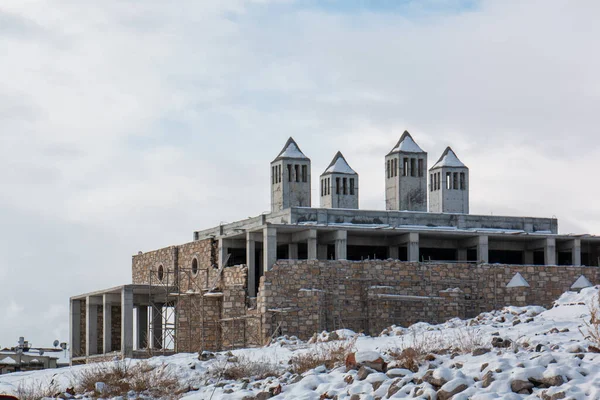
(506, 272, 530, 288)
(274, 137, 308, 160)
(571, 275, 593, 290)
(323, 151, 357, 175)
(432, 147, 466, 169)
(0, 356, 17, 365)
(388, 131, 425, 154)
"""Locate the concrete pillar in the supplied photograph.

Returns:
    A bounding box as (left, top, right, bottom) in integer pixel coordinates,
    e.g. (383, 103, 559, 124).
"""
(121, 287, 134, 358)
(137, 305, 148, 350)
(151, 304, 163, 349)
(407, 232, 419, 262)
(218, 238, 228, 269)
(318, 244, 328, 260)
(477, 235, 489, 263)
(457, 248, 467, 262)
(334, 230, 347, 260)
(572, 239, 582, 266)
(544, 237, 556, 266)
(103, 295, 112, 353)
(524, 250, 534, 265)
(307, 230, 318, 260)
(263, 226, 277, 272)
(246, 232, 257, 297)
(388, 246, 399, 260)
(69, 299, 81, 361)
(85, 296, 99, 356)
(288, 243, 299, 259)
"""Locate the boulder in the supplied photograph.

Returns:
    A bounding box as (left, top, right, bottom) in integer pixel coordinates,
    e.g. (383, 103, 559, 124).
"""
(491, 337, 512, 348)
(354, 351, 387, 372)
(437, 379, 469, 400)
(357, 366, 374, 381)
(472, 348, 491, 356)
(511, 380, 534, 394)
(481, 371, 494, 388)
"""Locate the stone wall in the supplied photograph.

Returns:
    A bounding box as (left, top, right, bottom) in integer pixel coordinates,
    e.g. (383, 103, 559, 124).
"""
(256, 260, 600, 339)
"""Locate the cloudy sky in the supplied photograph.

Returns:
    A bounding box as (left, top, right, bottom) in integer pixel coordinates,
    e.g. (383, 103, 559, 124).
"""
(1, 0, 599, 347)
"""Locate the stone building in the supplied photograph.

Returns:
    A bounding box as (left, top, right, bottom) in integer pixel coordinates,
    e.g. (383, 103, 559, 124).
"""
(70, 132, 600, 364)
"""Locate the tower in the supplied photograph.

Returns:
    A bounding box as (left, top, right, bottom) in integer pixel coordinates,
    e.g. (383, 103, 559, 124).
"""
(385, 131, 428, 211)
(320, 152, 359, 209)
(271, 137, 311, 212)
(428, 146, 469, 214)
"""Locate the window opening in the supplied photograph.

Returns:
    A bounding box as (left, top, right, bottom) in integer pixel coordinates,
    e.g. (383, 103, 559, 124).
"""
(302, 165, 307, 182)
(272, 166, 275, 184)
(386, 160, 390, 179)
(446, 172, 451, 189)
(295, 165, 300, 182)
(430, 174, 434, 191)
(453, 172, 458, 190)
(321, 179, 324, 196)
(403, 158, 409, 176)
(327, 178, 330, 195)
(343, 177, 347, 195)
(350, 178, 355, 195)
(287, 164, 292, 182)
(410, 158, 416, 177)
(158, 265, 164, 281)
(192, 258, 198, 275)
(460, 172, 465, 190)
(437, 172, 441, 190)
(418, 159, 424, 177)
(336, 177, 340, 195)
(394, 158, 398, 177)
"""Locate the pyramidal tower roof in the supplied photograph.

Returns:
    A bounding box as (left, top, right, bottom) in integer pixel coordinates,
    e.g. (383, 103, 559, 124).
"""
(323, 151, 357, 175)
(388, 131, 425, 154)
(432, 146, 467, 169)
(273, 137, 309, 161)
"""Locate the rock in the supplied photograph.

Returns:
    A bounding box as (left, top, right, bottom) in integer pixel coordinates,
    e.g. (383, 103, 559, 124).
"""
(513, 320, 521, 326)
(437, 380, 469, 400)
(354, 351, 387, 372)
(94, 382, 106, 394)
(387, 379, 401, 398)
(542, 375, 565, 387)
(588, 345, 600, 353)
(199, 351, 215, 360)
(372, 380, 384, 391)
(224, 389, 234, 394)
(511, 380, 534, 394)
(344, 375, 354, 384)
(491, 337, 512, 348)
(425, 354, 436, 361)
(482, 371, 494, 388)
(472, 348, 491, 356)
(480, 363, 489, 372)
(349, 395, 360, 400)
(256, 392, 272, 400)
(575, 353, 585, 359)
(328, 331, 340, 341)
(422, 370, 448, 388)
(386, 368, 412, 378)
(536, 344, 548, 352)
(357, 366, 374, 381)
(345, 353, 358, 371)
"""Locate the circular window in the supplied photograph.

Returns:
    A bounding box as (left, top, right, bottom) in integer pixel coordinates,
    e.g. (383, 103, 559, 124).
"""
(158, 265, 164, 281)
(192, 258, 198, 275)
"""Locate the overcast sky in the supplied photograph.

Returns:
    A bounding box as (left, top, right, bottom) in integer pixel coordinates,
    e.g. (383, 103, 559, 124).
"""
(1, 0, 599, 348)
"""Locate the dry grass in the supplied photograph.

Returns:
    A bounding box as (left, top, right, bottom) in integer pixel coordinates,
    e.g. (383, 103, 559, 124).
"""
(73, 360, 179, 398)
(290, 336, 358, 374)
(580, 294, 600, 346)
(220, 355, 284, 380)
(16, 380, 59, 400)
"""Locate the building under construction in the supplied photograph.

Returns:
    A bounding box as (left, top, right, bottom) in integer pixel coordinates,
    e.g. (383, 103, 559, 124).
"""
(69, 134, 600, 364)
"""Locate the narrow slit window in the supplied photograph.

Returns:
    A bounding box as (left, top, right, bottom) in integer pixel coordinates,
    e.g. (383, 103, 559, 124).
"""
(430, 174, 433, 191)
(418, 159, 424, 177)
(437, 172, 441, 190)
(403, 158, 409, 176)
(272, 166, 275, 184)
(387, 160, 390, 179)
(350, 178, 355, 195)
(302, 165, 307, 182)
(460, 172, 465, 190)
(446, 172, 451, 189)
(343, 177, 347, 195)
(394, 158, 398, 177)
(278, 165, 281, 183)
(327, 178, 331, 195)
(410, 158, 416, 177)
(287, 164, 292, 182)
(295, 165, 300, 182)
(321, 179, 324, 196)
(453, 172, 458, 190)
(336, 177, 340, 195)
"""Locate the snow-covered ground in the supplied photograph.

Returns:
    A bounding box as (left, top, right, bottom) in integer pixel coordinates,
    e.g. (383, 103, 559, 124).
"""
(3, 287, 600, 399)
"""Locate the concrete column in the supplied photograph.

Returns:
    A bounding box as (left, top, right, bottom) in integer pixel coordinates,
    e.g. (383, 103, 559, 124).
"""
(137, 305, 148, 350)
(102, 295, 112, 353)
(263, 226, 277, 272)
(457, 248, 467, 262)
(477, 235, 489, 263)
(218, 238, 228, 269)
(288, 243, 299, 259)
(246, 232, 257, 297)
(388, 246, 399, 260)
(69, 299, 81, 361)
(318, 244, 328, 260)
(407, 232, 419, 262)
(572, 239, 582, 266)
(151, 304, 163, 349)
(544, 237, 556, 266)
(85, 296, 99, 356)
(121, 287, 134, 358)
(334, 230, 347, 260)
(524, 250, 534, 265)
(307, 230, 318, 260)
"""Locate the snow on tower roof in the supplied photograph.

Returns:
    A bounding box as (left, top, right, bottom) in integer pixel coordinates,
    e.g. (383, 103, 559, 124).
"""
(432, 146, 467, 169)
(506, 272, 530, 288)
(571, 275, 593, 290)
(323, 151, 357, 175)
(388, 131, 425, 154)
(273, 137, 309, 161)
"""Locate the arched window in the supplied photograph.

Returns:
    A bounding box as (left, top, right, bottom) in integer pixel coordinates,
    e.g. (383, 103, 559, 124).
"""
(192, 258, 198, 275)
(158, 265, 164, 281)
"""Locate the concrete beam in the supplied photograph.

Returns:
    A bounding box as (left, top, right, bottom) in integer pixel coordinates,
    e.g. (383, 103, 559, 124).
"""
(263, 226, 277, 272)
(103, 294, 112, 354)
(121, 287, 134, 358)
(292, 229, 317, 243)
(86, 296, 99, 356)
(247, 232, 257, 297)
(487, 241, 526, 251)
(137, 305, 148, 350)
(69, 299, 81, 361)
